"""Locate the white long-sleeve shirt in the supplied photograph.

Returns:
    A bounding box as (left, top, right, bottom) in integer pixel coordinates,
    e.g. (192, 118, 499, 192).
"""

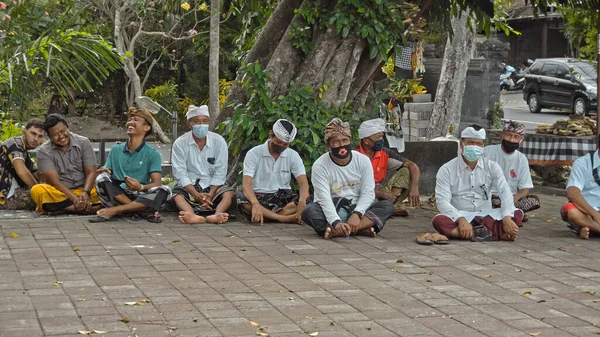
(311, 151, 375, 225)
(172, 131, 228, 189)
(435, 155, 516, 222)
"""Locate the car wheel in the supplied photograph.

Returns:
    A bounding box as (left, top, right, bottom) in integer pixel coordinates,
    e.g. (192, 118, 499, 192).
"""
(573, 97, 588, 115)
(528, 93, 541, 113)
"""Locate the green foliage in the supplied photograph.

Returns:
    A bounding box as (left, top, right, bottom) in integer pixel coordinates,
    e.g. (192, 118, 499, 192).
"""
(558, 6, 598, 62)
(387, 78, 427, 104)
(0, 112, 23, 142)
(220, 62, 367, 182)
(492, 100, 504, 129)
(144, 80, 180, 135)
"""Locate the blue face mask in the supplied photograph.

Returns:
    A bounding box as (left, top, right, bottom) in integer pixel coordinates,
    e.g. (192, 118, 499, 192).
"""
(462, 145, 484, 162)
(192, 124, 209, 139)
(372, 139, 384, 151)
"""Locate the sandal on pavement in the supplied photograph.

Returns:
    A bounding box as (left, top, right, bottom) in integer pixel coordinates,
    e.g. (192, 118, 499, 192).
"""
(88, 215, 117, 223)
(416, 232, 434, 245)
(432, 233, 449, 244)
(471, 225, 493, 242)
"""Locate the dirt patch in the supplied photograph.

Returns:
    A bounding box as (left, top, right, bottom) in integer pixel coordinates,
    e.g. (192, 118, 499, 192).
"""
(66, 116, 127, 140)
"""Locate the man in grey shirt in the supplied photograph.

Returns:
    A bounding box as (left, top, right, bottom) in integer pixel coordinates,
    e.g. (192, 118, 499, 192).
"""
(30, 114, 102, 214)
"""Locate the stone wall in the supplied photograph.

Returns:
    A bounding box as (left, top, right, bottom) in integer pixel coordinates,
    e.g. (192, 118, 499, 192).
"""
(402, 94, 433, 141)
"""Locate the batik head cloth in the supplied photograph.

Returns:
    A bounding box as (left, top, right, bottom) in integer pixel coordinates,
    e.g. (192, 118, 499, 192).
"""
(324, 118, 351, 144)
(503, 120, 526, 135)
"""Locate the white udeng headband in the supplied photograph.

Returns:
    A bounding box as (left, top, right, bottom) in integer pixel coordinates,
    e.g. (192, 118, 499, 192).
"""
(461, 127, 486, 139)
(273, 119, 297, 143)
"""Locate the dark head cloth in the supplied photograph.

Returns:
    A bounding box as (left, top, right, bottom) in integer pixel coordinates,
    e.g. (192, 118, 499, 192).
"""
(324, 118, 351, 143)
(126, 107, 154, 125)
(503, 120, 526, 135)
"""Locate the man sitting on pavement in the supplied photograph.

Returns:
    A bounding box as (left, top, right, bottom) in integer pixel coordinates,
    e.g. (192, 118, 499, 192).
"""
(171, 105, 233, 225)
(235, 119, 309, 225)
(302, 118, 394, 239)
(91, 107, 171, 222)
(31, 114, 102, 214)
(429, 124, 523, 243)
(0, 118, 46, 210)
(356, 118, 421, 216)
(561, 139, 600, 239)
(484, 120, 539, 221)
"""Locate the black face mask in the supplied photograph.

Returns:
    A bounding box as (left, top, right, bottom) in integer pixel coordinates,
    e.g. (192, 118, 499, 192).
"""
(270, 141, 286, 155)
(501, 139, 520, 153)
(331, 144, 352, 159)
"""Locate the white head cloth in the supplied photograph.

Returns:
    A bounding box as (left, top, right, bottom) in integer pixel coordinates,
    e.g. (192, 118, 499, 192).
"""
(273, 119, 297, 143)
(186, 105, 209, 120)
(358, 118, 386, 139)
(461, 126, 486, 140)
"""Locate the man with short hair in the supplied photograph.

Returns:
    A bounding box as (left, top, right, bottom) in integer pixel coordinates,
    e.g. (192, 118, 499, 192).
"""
(484, 120, 539, 219)
(431, 125, 523, 242)
(561, 139, 600, 239)
(31, 114, 102, 214)
(357, 118, 421, 216)
(302, 118, 394, 239)
(91, 107, 171, 222)
(171, 105, 233, 225)
(235, 119, 309, 224)
(0, 118, 45, 210)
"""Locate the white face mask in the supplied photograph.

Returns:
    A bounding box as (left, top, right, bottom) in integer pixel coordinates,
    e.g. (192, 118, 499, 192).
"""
(462, 145, 484, 162)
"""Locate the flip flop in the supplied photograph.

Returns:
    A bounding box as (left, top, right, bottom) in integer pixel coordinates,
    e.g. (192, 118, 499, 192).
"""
(88, 215, 117, 223)
(416, 232, 434, 245)
(432, 233, 450, 244)
(145, 214, 163, 223)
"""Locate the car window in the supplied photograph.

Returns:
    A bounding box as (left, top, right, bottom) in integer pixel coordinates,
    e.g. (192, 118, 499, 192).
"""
(529, 62, 542, 75)
(540, 63, 558, 77)
(556, 65, 569, 79)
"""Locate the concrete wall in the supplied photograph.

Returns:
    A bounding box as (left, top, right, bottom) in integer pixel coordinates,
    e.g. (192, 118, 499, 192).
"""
(497, 20, 570, 65)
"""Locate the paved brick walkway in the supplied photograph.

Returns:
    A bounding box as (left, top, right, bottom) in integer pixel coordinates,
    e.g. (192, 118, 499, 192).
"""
(1, 194, 600, 337)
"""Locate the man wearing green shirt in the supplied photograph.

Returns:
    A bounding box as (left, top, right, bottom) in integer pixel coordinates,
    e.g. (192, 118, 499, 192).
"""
(90, 107, 171, 222)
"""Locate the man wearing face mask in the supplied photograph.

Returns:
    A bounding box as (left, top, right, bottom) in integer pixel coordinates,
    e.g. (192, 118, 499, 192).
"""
(235, 119, 310, 224)
(484, 121, 538, 221)
(357, 118, 421, 216)
(431, 124, 523, 242)
(302, 118, 394, 239)
(171, 105, 233, 224)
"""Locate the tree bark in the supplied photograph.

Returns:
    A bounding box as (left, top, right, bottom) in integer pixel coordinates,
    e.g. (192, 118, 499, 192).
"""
(209, 0, 220, 120)
(426, 12, 474, 139)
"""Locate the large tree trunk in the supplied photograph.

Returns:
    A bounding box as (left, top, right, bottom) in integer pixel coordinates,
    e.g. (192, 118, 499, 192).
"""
(209, 0, 220, 120)
(426, 12, 474, 139)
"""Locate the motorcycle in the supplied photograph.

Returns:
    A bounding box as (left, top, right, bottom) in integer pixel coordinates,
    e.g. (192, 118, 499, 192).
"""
(500, 63, 521, 91)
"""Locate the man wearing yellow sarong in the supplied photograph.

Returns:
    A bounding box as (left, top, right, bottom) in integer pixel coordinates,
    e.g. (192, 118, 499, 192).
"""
(30, 114, 102, 214)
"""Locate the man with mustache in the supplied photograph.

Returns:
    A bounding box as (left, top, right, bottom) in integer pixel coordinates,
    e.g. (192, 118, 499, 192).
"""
(0, 118, 45, 210)
(302, 118, 394, 239)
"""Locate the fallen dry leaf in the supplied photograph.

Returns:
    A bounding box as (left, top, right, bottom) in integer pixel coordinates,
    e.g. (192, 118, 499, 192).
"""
(575, 244, 582, 247)
(515, 269, 522, 272)
(259, 325, 268, 330)
(523, 291, 532, 296)
(301, 262, 305, 266)
(93, 331, 108, 334)
(481, 275, 492, 279)
(248, 230, 252, 233)
(396, 259, 404, 263)
(140, 299, 150, 303)
(120, 317, 130, 323)
(308, 333, 319, 337)
(558, 247, 567, 252)
(582, 290, 596, 295)
(124, 301, 143, 306)
(256, 332, 269, 337)
(593, 331, 600, 335)
(193, 317, 198, 322)
(53, 281, 63, 286)
(172, 240, 181, 243)
(78, 298, 86, 302)
(592, 300, 600, 303)
(250, 321, 260, 327)
(73, 248, 80, 252)
(527, 332, 541, 336)
(329, 322, 335, 326)
(78, 331, 93, 335)
(10, 232, 18, 238)
(546, 220, 552, 223)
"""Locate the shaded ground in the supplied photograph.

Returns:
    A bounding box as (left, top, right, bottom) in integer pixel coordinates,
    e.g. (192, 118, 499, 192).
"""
(1, 193, 600, 337)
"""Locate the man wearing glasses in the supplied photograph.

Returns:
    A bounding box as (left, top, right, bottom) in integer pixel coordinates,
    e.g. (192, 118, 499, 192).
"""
(431, 125, 523, 242)
(484, 121, 538, 221)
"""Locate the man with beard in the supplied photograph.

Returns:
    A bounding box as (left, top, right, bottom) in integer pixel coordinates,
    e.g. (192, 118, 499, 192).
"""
(235, 119, 309, 224)
(0, 118, 45, 210)
(90, 107, 172, 222)
(430, 125, 523, 243)
(302, 118, 394, 239)
(484, 121, 538, 221)
(31, 114, 102, 214)
(357, 118, 421, 216)
(172, 105, 233, 225)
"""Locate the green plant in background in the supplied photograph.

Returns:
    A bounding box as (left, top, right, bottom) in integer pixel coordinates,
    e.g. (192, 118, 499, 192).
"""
(200, 79, 234, 109)
(492, 100, 504, 129)
(144, 80, 179, 136)
(219, 62, 366, 183)
(0, 112, 24, 142)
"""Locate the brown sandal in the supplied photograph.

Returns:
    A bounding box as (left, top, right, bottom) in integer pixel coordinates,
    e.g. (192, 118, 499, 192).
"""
(416, 232, 434, 245)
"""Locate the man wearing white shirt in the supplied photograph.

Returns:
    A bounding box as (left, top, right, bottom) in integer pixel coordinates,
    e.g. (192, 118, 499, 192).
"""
(484, 121, 539, 220)
(433, 125, 523, 241)
(235, 119, 310, 224)
(561, 145, 600, 239)
(302, 118, 394, 239)
(171, 105, 233, 224)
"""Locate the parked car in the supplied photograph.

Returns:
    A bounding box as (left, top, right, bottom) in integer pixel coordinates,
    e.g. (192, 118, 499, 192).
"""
(522, 58, 597, 115)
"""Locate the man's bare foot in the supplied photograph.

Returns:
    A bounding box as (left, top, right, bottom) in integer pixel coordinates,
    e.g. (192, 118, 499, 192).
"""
(503, 221, 519, 237)
(278, 214, 298, 223)
(356, 227, 376, 238)
(394, 207, 409, 217)
(579, 227, 590, 240)
(97, 207, 119, 219)
(178, 211, 205, 224)
(206, 213, 229, 224)
(324, 227, 332, 240)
